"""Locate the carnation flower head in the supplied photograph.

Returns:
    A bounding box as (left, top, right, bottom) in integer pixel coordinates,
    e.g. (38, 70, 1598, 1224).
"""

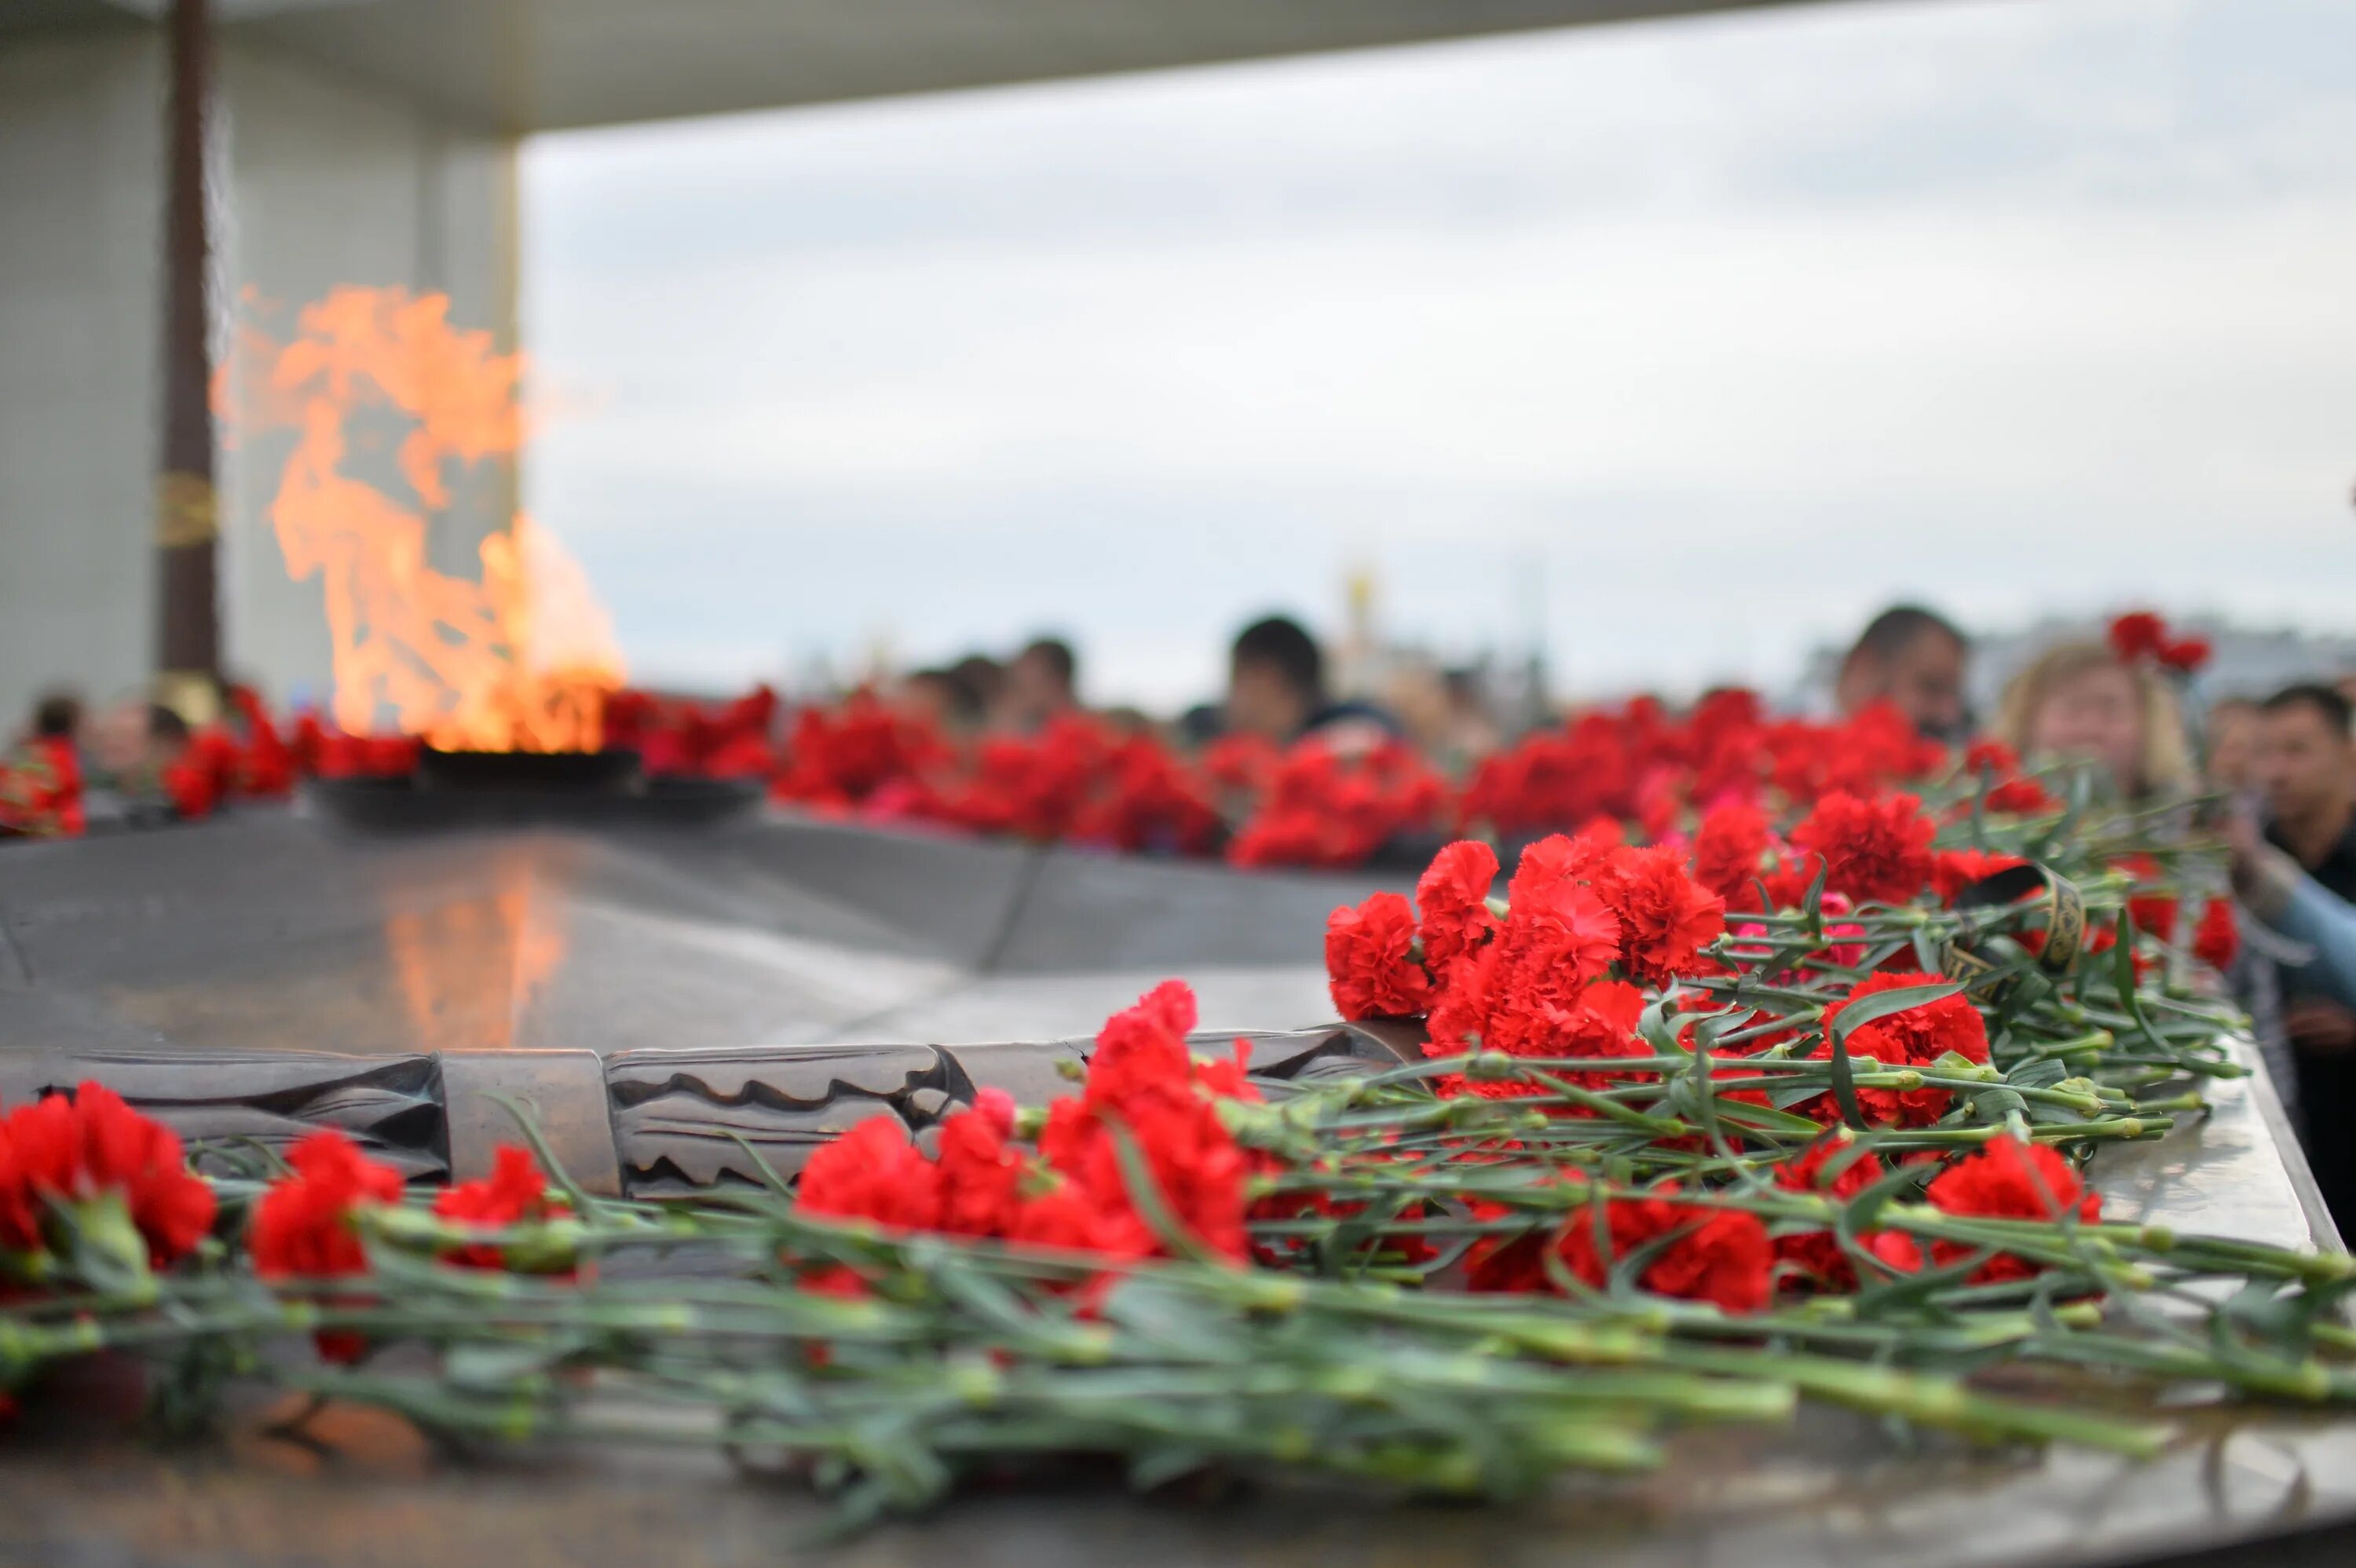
(1807, 972, 1991, 1127)
(1592, 843, 1725, 986)
(1791, 791, 1935, 907)
(1925, 1135, 2100, 1283)
(1, 1083, 218, 1267)
(2193, 897, 2238, 971)
(794, 1117, 944, 1233)
(1414, 839, 1499, 971)
(935, 1104, 1026, 1239)
(1930, 848, 2028, 907)
(1324, 891, 1435, 1021)
(1690, 802, 1772, 901)
(1549, 1186, 1772, 1314)
(249, 1130, 408, 1364)
(2106, 612, 2168, 661)
(432, 1145, 572, 1272)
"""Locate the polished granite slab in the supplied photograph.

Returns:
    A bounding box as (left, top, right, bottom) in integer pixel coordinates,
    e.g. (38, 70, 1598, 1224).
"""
(0, 806, 1395, 1056)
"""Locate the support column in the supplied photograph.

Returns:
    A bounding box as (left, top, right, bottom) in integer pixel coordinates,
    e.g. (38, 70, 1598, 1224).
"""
(155, 0, 221, 725)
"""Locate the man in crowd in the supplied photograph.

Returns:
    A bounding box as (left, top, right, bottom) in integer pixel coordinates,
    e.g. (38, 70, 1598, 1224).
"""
(1832, 605, 1970, 743)
(2253, 682, 2356, 1227)
(996, 637, 1080, 733)
(1217, 615, 1396, 751)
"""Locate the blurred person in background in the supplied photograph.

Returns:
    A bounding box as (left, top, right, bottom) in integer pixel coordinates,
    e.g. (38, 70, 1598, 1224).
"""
(894, 667, 987, 740)
(0, 689, 86, 839)
(1833, 605, 1970, 743)
(950, 655, 1005, 722)
(1385, 662, 1500, 775)
(1219, 615, 1397, 752)
(2206, 696, 2263, 795)
(2251, 682, 2356, 1226)
(996, 637, 1079, 733)
(1993, 642, 2193, 801)
(19, 689, 84, 752)
(2255, 685, 2356, 900)
(75, 699, 194, 827)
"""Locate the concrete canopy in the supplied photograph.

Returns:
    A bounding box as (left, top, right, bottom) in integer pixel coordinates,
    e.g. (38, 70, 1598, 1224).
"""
(46, 0, 1852, 133)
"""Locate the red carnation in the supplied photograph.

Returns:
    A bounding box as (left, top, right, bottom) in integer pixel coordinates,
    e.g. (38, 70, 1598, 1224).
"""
(1690, 802, 1772, 901)
(1414, 839, 1499, 971)
(1, 1083, 217, 1266)
(2158, 635, 2211, 674)
(1930, 848, 2027, 907)
(2193, 897, 2238, 971)
(1553, 1188, 1772, 1314)
(1772, 1137, 1887, 1289)
(1637, 1206, 1774, 1314)
(251, 1131, 406, 1281)
(1508, 877, 1624, 994)
(1325, 892, 1436, 1021)
(794, 1117, 944, 1233)
(1924, 1135, 2100, 1283)
(1007, 1180, 1154, 1261)
(1037, 981, 1252, 1260)
(1808, 972, 1990, 1127)
(1433, 978, 1651, 1100)
(432, 1145, 571, 1271)
(1593, 843, 1725, 986)
(251, 1131, 407, 1363)
(1791, 791, 1935, 907)
(935, 1098, 1026, 1239)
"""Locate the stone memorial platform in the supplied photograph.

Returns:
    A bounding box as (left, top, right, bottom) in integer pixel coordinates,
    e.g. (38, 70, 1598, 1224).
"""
(0, 805, 2350, 1567)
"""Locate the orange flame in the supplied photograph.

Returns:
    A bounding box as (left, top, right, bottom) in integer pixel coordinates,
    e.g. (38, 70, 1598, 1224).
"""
(221, 286, 622, 751)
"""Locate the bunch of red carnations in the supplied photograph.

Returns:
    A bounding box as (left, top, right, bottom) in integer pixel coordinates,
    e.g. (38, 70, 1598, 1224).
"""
(1225, 737, 1450, 869)
(792, 980, 1260, 1276)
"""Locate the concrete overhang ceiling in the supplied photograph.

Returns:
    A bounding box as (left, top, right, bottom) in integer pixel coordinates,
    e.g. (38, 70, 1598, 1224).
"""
(32, 0, 1864, 133)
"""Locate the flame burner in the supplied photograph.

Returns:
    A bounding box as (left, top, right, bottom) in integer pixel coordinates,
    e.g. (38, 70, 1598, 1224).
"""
(305, 747, 763, 832)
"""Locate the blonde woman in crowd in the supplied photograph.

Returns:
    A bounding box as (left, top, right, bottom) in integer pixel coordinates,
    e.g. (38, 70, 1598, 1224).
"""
(1993, 641, 2194, 802)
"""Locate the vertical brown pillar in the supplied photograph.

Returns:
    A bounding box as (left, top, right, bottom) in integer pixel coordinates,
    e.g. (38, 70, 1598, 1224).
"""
(155, 0, 221, 726)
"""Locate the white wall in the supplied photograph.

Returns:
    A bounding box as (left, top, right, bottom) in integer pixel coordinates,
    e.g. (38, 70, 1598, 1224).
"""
(0, 28, 517, 731)
(0, 34, 166, 733)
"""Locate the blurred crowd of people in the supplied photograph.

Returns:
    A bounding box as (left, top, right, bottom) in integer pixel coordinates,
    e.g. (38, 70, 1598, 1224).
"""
(866, 616, 1499, 768)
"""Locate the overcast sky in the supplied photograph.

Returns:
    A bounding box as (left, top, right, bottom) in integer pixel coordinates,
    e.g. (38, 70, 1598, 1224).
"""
(521, 0, 2356, 710)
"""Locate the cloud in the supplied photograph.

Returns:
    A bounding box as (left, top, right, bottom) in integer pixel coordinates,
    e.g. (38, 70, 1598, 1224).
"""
(521, 0, 2356, 707)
